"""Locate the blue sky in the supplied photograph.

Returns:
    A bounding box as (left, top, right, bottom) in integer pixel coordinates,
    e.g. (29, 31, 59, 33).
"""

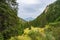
(17, 0, 56, 19)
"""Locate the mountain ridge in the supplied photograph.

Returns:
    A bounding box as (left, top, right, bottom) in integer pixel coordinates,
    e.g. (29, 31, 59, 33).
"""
(29, 0, 60, 27)
(24, 17, 34, 21)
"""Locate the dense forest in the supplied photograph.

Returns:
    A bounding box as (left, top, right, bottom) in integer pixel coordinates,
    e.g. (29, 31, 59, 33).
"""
(0, 0, 60, 40)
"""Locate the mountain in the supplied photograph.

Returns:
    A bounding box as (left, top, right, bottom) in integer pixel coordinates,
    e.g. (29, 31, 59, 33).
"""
(30, 0, 60, 27)
(24, 17, 34, 21)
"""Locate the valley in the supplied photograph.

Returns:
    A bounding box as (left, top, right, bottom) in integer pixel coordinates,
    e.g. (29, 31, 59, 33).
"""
(0, 0, 60, 40)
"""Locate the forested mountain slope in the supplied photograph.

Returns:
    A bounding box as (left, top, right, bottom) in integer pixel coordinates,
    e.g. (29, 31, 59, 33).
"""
(30, 0, 60, 27)
(0, 0, 27, 40)
(0, 0, 19, 40)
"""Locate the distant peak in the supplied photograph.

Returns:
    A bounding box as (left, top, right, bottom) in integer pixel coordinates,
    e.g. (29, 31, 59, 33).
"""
(24, 17, 34, 21)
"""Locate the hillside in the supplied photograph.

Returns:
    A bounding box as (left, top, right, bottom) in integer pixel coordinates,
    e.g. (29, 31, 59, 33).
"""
(0, 0, 28, 40)
(30, 0, 60, 27)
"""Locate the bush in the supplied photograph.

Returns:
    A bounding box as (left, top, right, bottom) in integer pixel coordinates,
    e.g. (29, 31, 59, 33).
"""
(0, 33, 4, 40)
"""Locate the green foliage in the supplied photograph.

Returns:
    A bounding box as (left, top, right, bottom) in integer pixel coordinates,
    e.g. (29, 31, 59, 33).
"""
(0, 0, 21, 40)
(55, 17, 60, 22)
(45, 22, 60, 40)
(28, 31, 40, 40)
(28, 29, 55, 40)
(9, 36, 19, 40)
(0, 33, 4, 40)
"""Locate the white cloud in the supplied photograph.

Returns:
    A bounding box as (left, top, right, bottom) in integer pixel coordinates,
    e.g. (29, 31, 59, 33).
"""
(17, 0, 40, 4)
(17, 0, 56, 19)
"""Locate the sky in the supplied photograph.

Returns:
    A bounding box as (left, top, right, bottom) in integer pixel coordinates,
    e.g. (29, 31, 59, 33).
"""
(17, 0, 56, 19)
